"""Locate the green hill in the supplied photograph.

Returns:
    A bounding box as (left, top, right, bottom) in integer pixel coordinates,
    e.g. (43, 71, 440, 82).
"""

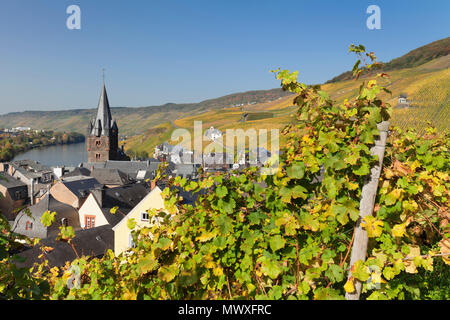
(327, 37, 450, 83)
(0, 88, 293, 136)
(125, 52, 449, 157)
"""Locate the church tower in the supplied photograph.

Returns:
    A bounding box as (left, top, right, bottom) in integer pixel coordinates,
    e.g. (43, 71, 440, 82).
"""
(87, 83, 122, 162)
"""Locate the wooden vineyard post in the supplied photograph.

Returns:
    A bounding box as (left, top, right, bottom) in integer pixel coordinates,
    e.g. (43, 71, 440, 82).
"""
(345, 121, 390, 300)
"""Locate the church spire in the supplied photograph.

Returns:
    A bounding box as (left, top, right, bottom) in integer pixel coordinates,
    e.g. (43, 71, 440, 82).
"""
(91, 83, 113, 137)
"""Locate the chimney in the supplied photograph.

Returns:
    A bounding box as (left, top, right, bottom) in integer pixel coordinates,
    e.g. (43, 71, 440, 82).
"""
(46, 184, 51, 207)
(151, 179, 156, 191)
(29, 178, 34, 205)
(92, 184, 105, 207)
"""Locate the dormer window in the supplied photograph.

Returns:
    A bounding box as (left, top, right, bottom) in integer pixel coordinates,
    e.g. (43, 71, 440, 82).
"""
(26, 221, 33, 230)
(141, 212, 149, 222)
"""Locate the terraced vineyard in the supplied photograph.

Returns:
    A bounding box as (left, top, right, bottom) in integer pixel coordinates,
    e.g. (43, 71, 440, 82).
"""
(391, 67, 449, 134)
(124, 54, 449, 156)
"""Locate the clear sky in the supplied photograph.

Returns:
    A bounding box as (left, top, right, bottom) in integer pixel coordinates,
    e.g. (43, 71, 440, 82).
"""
(0, 0, 448, 113)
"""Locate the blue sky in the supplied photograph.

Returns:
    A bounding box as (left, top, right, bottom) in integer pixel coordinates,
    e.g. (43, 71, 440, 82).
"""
(0, 0, 448, 113)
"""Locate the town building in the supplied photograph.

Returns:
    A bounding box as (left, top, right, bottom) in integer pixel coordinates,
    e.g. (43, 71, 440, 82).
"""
(78, 184, 149, 230)
(50, 176, 100, 209)
(397, 94, 410, 108)
(204, 126, 222, 141)
(112, 186, 166, 255)
(8, 160, 53, 185)
(11, 192, 81, 239)
(0, 173, 28, 221)
(112, 183, 199, 256)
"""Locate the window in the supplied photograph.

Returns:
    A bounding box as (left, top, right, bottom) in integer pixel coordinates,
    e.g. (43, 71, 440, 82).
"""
(141, 212, 149, 222)
(96, 153, 101, 160)
(95, 140, 101, 147)
(61, 218, 68, 227)
(85, 215, 95, 229)
(25, 221, 33, 231)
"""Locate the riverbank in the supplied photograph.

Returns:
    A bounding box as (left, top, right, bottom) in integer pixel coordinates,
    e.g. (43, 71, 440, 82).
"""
(0, 130, 85, 162)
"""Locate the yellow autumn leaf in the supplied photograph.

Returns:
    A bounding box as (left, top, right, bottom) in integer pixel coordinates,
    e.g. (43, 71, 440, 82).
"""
(204, 254, 215, 269)
(50, 267, 59, 277)
(43, 246, 54, 253)
(344, 278, 355, 293)
(361, 216, 384, 238)
(348, 181, 359, 190)
(195, 230, 218, 242)
(213, 266, 224, 276)
(302, 135, 311, 143)
(379, 180, 390, 194)
(404, 261, 417, 274)
(404, 245, 421, 273)
(402, 200, 418, 212)
(435, 172, 448, 181)
(123, 288, 137, 300)
(410, 160, 421, 173)
(368, 79, 377, 88)
(384, 168, 394, 179)
(392, 223, 406, 238)
(370, 271, 386, 284)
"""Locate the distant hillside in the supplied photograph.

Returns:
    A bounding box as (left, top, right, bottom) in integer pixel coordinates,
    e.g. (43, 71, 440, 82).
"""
(2, 37, 448, 160)
(0, 88, 292, 136)
(327, 37, 450, 83)
(125, 53, 449, 157)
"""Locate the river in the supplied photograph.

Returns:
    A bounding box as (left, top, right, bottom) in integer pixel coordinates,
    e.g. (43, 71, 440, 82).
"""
(12, 142, 87, 167)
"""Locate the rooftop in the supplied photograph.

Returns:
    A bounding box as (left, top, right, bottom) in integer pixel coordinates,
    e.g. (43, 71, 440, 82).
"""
(0, 173, 27, 189)
(90, 168, 133, 186)
(15, 225, 113, 269)
(62, 177, 100, 198)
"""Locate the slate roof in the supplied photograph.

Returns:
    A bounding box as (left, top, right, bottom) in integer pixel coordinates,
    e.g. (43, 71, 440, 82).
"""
(173, 164, 200, 177)
(62, 177, 100, 198)
(63, 167, 91, 178)
(81, 160, 162, 179)
(11, 193, 81, 239)
(13, 167, 41, 180)
(0, 173, 27, 189)
(90, 168, 133, 186)
(14, 225, 114, 269)
(94, 184, 150, 227)
(12, 160, 51, 173)
(90, 84, 113, 137)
